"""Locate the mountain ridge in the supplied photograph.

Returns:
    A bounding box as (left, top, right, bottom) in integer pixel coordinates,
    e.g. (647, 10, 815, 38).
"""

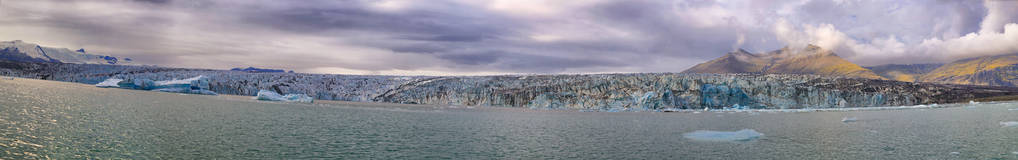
(682, 45, 885, 80)
(918, 53, 1018, 86)
(0, 40, 131, 65)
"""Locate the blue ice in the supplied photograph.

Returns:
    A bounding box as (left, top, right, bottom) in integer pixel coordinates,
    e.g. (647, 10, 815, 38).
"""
(256, 90, 314, 103)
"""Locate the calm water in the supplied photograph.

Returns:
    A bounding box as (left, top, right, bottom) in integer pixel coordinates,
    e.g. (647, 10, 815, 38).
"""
(2, 78, 1018, 159)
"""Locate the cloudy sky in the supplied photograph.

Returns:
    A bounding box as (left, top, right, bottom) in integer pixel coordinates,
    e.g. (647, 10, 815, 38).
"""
(1, 0, 1016, 75)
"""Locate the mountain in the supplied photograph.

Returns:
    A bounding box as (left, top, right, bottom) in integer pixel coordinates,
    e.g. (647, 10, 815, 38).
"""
(230, 67, 287, 73)
(918, 53, 1018, 87)
(0, 40, 131, 65)
(865, 64, 943, 82)
(682, 45, 885, 79)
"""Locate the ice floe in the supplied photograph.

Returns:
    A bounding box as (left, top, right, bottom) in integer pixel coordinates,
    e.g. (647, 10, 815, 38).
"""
(1001, 121, 1018, 128)
(95, 78, 122, 88)
(841, 117, 857, 123)
(256, 90, 313, 103)
(683, 129, 763, 142)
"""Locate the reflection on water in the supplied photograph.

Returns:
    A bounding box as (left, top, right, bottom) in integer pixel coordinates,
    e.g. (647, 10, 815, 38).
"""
(2, 78, 1018, 159)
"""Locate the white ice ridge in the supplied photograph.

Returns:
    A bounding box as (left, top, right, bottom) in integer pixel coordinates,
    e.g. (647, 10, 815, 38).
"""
(1001, 121, 1018, 128)
(256, 90, 314, 103)
(683, 129, 763, 142)
(155, 75, 204, 86)
(95, 78, 123, 88)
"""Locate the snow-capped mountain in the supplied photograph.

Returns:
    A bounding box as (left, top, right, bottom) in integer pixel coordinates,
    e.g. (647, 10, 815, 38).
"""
(0, 40, 132, 65)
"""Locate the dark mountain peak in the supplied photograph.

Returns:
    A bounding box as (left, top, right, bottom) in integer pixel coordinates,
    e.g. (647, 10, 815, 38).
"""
(231, 67, 286, 73)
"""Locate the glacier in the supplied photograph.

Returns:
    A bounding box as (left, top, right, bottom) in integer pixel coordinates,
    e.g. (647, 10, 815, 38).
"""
(255, 90, 313, 103)
(682, 129, 763, 142)
(4, 61, 1018, 110)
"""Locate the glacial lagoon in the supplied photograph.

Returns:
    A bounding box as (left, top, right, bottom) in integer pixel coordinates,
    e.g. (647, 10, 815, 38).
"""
(2, 78, 1017, 159)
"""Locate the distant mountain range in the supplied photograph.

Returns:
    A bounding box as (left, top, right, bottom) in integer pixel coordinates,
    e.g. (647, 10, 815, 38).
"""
(681, 45, 885, 79)
(918, 54, 1018, 86)
(231, 67, 292, 73)
(864, 64, 943, 82)
(683, 44, 1018, 87)
(0, 40, 131, 65)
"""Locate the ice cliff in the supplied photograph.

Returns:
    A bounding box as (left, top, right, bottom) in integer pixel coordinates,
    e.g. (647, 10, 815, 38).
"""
(4, 61, 1018, 110)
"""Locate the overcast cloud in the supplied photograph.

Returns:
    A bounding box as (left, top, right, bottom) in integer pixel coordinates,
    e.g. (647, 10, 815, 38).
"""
(0, 0, 1015, 75)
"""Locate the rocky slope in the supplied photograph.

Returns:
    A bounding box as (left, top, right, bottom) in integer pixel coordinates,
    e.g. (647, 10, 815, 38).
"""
(918, 53, 1018, 87)
(0, 40, 131, 65)
(682, 45, 885, 79)
(4, 60, 1017, 110)
(865, 64, 943, 82)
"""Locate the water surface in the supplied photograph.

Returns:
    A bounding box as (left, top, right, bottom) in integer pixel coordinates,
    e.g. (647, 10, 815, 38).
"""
(2, 78, 1017, 159)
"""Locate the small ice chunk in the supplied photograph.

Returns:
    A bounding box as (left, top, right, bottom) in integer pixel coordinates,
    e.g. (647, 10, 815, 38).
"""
(154, 75, 204, 86)
(1008, 108, 1018, 111)
(841, 117, 858, 123)
(95, 78, 123, 88)
(1001, 121, 1018, 128)
(256, 90, 313, 103)
(969, 100, 979, 105)
(683, 129, 763, 142)
(950, 152, 960, 155)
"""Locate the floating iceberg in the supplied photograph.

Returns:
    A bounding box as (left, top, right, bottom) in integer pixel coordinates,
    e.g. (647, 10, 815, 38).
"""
(256, 90, 313, 103)
(95, 78, 123, 88)
(95, 75, 216, 95)
(1001, 121, 1018, 128)
(683, 129, 763, 142)
(841, 117, 858, 123)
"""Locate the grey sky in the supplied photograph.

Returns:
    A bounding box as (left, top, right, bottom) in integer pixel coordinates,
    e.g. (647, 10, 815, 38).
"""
(0, 0, 1016, 75)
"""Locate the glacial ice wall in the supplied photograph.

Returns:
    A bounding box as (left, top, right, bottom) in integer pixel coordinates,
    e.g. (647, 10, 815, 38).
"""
(3, 61, 1017, 109)
(373, 74, 924, 110)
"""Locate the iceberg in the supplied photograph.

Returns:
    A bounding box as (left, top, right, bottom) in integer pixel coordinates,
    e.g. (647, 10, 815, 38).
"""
(95, 78, 123, 88)
(96, 75, 216, 95)
(256, 90, 313, 103)
(841, 117, 858, 123)
(683, 129, 763, 142)
(1001, 121, 1018, 128)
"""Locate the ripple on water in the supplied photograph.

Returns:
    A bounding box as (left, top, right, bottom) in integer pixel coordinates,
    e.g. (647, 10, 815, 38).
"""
(682, 129, 763, 142)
